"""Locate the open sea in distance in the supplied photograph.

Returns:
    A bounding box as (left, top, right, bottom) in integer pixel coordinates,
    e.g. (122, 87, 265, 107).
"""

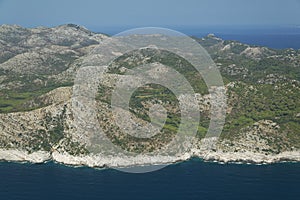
(100, 26, 300, 49)
(1, 29, 300, 200)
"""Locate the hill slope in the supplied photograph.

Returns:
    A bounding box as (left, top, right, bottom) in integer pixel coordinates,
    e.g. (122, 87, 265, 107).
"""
(0, 25, 299, 167)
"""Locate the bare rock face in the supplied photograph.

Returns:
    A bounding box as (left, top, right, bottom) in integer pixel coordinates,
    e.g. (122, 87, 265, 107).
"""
(0, 24, 108, 160)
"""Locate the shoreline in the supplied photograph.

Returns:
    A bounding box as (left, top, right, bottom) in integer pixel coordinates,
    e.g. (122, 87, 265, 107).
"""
(1, 148, 300, 169)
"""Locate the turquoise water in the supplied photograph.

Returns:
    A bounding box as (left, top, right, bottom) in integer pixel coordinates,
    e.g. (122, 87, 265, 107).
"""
(0, 159, 299, 200)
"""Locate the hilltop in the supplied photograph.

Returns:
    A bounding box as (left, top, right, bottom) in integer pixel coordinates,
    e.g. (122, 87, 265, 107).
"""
(0, 24, 299, 167)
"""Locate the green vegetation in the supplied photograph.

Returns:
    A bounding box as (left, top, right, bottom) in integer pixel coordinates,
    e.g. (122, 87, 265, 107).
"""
(97, 45, 300, 151)
(95, 48, 214, 153)
(221, 81, 300, 143)
(0, 50, 77, 113)
(0, 75, 73, 113)
(109, 48, 209, 94)
(1, 30, 299, 154)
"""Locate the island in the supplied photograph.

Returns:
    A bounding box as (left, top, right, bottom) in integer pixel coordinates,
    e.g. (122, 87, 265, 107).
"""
(0, 24, 299, 168)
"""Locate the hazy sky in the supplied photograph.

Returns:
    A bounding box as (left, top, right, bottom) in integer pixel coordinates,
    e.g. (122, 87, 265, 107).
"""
(0, 0, 300, 30)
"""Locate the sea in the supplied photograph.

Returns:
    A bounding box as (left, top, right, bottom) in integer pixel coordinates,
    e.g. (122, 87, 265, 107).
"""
(1, 159, 300, 200)
(99, 25, 300, 49)
(1, 27, 300, 200)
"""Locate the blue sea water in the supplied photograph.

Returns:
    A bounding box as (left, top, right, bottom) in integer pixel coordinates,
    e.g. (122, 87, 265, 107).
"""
(98, 26, 300, 49)
(1, 159, 300, 200)
(214, 34, 300, 49)
(178, 26, 300, 49)
(179, 26, 300, 49)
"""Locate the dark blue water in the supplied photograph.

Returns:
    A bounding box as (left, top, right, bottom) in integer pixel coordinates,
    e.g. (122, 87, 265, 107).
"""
(96, 26, 300, 49)
(215, 34, 300, 49)
(1, 30, 300, 199)
(177, 26, 300, 49)
(178, 26, 300, 49)
(1, 159, 300, 200)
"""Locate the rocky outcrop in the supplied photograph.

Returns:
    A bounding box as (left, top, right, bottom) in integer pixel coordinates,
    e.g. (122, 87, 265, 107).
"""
(0, 149, 50, 163)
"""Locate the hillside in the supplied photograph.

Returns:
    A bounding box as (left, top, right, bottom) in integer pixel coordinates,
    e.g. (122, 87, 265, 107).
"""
(0, 25, 299, 167)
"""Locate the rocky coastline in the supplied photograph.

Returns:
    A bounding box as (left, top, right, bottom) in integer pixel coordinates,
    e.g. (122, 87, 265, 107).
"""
(1, 147, 300, 169)
(0, 24, 299, 170)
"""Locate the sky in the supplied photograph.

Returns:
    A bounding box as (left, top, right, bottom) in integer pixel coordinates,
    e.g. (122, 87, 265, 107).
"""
(0, 0, 300, 31)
